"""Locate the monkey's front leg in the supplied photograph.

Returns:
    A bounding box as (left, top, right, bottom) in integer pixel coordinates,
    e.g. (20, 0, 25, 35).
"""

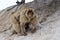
(30, 19, 38, 33)
(20, 23, 27, 36)
(31, 24, 37, 33)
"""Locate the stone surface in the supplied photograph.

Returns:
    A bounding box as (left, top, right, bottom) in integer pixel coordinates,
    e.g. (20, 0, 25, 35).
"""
(0, 0, 60, 40)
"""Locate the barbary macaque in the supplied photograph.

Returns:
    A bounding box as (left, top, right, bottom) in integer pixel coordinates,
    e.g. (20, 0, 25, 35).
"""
(10, 8, 38, 36)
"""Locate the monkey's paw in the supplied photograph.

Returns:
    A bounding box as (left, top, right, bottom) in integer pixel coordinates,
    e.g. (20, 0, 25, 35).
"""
(31, 28, 37, 33)
(18, 32, 27, 36)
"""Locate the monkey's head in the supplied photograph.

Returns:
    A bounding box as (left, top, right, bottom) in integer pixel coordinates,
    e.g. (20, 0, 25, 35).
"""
(25, 8, 35, 19)
(27, 10, 34, 18)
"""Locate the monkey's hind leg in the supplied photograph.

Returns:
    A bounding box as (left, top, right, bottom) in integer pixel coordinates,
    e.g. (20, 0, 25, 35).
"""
(10, 15, 22, 36)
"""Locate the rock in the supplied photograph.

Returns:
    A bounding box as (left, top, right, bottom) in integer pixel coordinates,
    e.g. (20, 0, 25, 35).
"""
(0, 0, 60, 40)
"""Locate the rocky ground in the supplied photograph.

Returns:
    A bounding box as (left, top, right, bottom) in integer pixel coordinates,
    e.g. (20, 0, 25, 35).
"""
(0, 0, 60, 40)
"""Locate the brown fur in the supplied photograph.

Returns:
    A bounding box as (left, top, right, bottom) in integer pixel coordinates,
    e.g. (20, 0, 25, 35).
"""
(10, 11, 21, 35)
(10, 8, 38, 36)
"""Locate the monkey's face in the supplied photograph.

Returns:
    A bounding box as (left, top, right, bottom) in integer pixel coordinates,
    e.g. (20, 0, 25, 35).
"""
(26, 10, 34, 19)
(27, 13, 33, 18)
